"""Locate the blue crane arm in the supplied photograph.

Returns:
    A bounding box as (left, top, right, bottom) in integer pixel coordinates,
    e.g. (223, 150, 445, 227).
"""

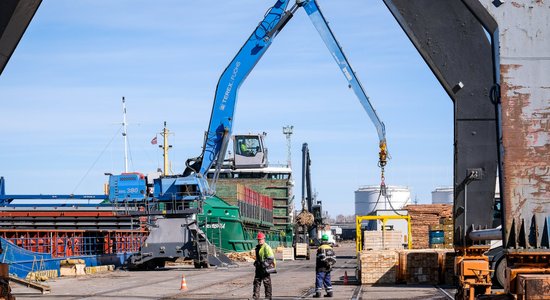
(176, 0, 389, 200)
(192, 0, 294, 176)
(301, 0, 388, 167)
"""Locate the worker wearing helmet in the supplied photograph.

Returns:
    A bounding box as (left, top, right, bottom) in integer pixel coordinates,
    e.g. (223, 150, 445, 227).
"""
(253, 232, 275, 300)
(314, 234, 336, 298)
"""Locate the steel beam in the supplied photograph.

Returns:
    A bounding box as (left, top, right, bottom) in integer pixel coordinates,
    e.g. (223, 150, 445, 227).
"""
(382, 0, 498, 246)
(465, 0, 550, 254)
(0, 0, 41, 75)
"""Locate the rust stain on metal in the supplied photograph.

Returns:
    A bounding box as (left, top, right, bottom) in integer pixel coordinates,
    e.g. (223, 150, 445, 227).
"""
(511, 2, 525, 8)
(516, 274, 550, 299)
(500, 60, 550, 246)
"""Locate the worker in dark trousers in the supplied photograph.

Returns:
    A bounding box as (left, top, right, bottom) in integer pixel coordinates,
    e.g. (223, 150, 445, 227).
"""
(314, 234, 336, 298)
(253, 232, 275, 300)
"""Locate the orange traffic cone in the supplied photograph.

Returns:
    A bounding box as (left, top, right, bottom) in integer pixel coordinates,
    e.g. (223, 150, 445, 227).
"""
(180, 274, 188, 291)
(343, 271, 348, 285)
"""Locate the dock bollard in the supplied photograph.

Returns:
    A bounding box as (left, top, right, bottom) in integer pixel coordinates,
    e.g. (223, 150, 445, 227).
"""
(180, 274, 188, 291)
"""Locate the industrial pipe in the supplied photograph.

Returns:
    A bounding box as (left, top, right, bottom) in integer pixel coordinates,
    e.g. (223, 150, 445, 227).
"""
(469, 227, 502, 241)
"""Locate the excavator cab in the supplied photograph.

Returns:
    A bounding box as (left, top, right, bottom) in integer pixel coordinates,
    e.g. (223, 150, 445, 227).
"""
(233, 134, 267, 169)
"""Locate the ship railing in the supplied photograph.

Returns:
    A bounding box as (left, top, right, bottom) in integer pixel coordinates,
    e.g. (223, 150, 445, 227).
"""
(112, 197, 201, 216)
(1, 233, 147, 258)
(154, 194, 203, 215)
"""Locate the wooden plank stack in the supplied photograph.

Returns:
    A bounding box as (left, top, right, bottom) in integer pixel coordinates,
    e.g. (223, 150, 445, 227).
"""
(295, 243, 308, 257)
(399, 250, 440, 284)
(281, 247, 295, 261)
(430, 217, 454, 249)
(359, 249, 456, 285)
(441, 217, 454, 248)
(404, 204, 452, 249)
(441, 250, 456, 285)
(363, 230, 404, 250)
(358, 250, 399, 284)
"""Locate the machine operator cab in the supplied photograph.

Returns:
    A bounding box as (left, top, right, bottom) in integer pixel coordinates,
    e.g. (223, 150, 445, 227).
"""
(233, 134, 268, 169)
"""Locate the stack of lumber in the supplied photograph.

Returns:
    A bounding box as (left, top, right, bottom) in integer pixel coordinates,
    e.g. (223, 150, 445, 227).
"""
(405, 204, 452, 249)
(359, 249, 457, 285)
(25, 269, 57, 281)
(441, 217, 454, 248)
(295, 243, 308, 257)
(281, 247, 295, 261)
(430, 217, 454, 249)
(399, 250, 440, 284)
(59, 259, 86, 277)
(441, 251, 456, 285)
(85, 265, 115, 275)
(363, 230, 404, 250)
(358, 250, 399, 284)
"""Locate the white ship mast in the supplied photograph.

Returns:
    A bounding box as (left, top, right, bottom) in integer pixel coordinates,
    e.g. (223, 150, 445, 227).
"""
(122, 97, 129, 173)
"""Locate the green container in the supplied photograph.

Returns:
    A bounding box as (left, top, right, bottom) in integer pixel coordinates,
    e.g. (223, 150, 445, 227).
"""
(198, 196, 290, 252)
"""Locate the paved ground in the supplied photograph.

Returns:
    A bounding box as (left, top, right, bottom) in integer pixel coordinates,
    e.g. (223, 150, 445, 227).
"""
(10, 242, 456, 300)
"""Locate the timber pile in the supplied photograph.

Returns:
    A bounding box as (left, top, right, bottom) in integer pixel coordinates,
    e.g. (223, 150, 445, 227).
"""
(441, 251, 456, 285)
(59, 259, 86, 277)
(363, 230, 404, 250)
(430, 217, 454, 249)
(226, 251, 255, 262)
(281, 247, 295, 261)
(399, 250, 439, 284)
(405, 204, 452, 249)
(358, 250, 399, 284)
(295, 209, 314, 226)
(85, 265, 115, 275)
(25, 269, 57, 281)
(359, 249, 456, 285)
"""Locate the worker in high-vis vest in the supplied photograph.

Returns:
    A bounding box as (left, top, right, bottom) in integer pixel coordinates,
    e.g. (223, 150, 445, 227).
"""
(253, 232, 276, 300)
(314, 234, 336, 298)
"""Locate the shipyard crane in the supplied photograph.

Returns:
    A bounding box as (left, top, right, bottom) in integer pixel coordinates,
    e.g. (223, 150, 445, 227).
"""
(151, 0, 390, 268)
(160, 0, 388, 203)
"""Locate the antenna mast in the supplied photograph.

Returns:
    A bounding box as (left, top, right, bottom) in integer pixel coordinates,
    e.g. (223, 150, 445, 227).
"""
(282, 125, 293, 168)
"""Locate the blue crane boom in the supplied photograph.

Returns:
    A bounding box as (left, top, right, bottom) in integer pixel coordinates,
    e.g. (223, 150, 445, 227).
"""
(301, 0, 387, 158)
(185, 0, 293, 178)
(180, 0, 388, 200)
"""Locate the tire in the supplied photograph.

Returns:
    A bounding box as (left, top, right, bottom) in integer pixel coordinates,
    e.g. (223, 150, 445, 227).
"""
(495, 257, 506, 288)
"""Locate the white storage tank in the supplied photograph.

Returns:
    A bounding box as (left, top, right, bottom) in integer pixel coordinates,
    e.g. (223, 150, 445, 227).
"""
(355, 185, 411, 216)
(431, 187, 453, 204)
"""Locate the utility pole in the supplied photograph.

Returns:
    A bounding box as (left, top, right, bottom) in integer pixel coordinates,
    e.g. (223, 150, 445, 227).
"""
(282, 125, 294, 168)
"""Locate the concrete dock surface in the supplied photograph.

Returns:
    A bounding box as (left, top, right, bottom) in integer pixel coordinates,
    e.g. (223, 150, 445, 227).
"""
(10, 242, 456, 299)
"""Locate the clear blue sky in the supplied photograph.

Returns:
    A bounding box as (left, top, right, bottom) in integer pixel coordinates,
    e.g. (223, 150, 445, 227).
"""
(0, 0, 453, 216)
